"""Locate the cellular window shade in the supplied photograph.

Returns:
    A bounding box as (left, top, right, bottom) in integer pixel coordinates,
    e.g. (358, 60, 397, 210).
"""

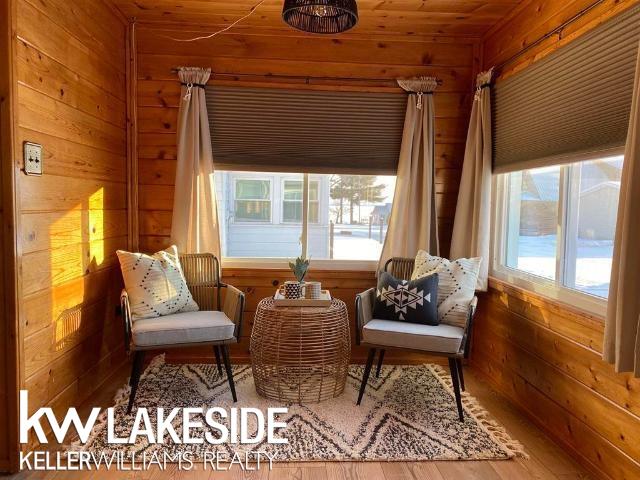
(493, 5, 640, 174)
(205, 86, 406, 174)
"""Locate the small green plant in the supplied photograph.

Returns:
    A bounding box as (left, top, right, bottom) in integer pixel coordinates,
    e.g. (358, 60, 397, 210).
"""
(289, 256, 310, 283)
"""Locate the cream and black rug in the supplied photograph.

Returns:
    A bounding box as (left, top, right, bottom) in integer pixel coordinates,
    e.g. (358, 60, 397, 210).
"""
(77, 355, 525, 461)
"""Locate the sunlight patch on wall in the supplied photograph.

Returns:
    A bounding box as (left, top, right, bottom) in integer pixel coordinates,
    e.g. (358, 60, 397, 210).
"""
(89, 188, 105, 266)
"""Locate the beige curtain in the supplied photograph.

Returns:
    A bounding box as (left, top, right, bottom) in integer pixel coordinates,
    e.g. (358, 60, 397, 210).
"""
(450, 69, 494, 291)
(379, 77, 439, 269)
(171, 67, 221, 257)
(603, 43, 640, 376)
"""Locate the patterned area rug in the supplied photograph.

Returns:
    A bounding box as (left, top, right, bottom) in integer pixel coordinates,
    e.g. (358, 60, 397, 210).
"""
(77, 355, 525, 461)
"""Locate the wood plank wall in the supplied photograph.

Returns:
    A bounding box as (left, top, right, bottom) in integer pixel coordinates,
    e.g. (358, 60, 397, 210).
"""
(483, 0, 640, 80)
(473, 281, 640, 479)
(473, 2, 640, 478)
(0, 0, 17, 470)
(135, 26, 479, 364)
(135, 27, 478, 256)
(12, 0, 129, 446)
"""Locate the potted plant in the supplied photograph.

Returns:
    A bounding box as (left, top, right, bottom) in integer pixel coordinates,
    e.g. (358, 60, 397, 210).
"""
(283, 256, 310, 299)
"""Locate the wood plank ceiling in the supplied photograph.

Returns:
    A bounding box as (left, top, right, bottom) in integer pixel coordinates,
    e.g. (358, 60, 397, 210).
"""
(111, 0, 523, 37)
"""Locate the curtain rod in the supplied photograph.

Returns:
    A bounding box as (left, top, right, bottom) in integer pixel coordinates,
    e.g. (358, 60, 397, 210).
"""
(495, 0, 607, 71)
(169, 69, 443, 86)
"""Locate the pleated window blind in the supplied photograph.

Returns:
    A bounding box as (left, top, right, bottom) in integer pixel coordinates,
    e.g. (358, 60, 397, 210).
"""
(493, 5, 640, 173)
(205, 86, 407, 175)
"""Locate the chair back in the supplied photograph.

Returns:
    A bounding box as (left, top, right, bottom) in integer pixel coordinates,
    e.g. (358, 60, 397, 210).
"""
(383, 257, 415, 281)
(179, 253, 221, 311)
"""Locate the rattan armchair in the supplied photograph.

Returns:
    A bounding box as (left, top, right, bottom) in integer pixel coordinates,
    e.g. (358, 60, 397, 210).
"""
(121, 253, 245, 413)
(355, 257, 477, 421)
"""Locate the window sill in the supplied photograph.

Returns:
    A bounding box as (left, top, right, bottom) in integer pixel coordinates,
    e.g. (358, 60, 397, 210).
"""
(221, 257, 379, 271)
(489, 266, 607, 319)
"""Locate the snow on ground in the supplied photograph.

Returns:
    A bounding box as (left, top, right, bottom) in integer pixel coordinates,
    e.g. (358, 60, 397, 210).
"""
(331, 230, 613, 298)
(331, 224, 386, 260)
(515, 235, 612, 298)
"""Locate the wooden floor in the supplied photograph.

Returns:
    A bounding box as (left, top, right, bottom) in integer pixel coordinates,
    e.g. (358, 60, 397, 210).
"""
(10, 364, 592, 480)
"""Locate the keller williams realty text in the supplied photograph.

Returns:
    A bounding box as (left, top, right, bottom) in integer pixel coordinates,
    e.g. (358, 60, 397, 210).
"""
(20, 451, 276, 472)
(18, 391, 288, 471)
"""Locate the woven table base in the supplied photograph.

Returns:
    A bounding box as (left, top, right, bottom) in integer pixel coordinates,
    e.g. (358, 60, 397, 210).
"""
(251, 297, 350, 403)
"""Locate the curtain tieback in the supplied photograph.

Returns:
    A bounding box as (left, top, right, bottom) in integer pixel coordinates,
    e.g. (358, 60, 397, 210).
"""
(184, 82, 194, 101)
(397, 76, 438, 109)
(474, 83, 491, 101)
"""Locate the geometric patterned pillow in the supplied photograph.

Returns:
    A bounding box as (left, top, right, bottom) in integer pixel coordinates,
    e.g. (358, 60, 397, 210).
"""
(373, 271, 439, 325)
(116, 245, 199, 320)
(410, 250, 481, 328)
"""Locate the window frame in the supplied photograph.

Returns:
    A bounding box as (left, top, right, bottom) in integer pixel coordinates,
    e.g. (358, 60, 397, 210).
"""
(232, 177, 273, 224)
(490, 154, 624, 318)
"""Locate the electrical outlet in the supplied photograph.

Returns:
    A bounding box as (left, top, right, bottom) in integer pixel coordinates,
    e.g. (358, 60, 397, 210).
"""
(24, 142, 43, 176)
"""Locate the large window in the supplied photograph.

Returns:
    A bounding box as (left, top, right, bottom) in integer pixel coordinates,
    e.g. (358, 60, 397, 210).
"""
(216, 171, 395, 263)
(495, 155, 623, 304)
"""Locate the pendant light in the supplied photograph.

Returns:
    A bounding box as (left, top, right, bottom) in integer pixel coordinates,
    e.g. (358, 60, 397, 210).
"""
(282, 0, 358, 34)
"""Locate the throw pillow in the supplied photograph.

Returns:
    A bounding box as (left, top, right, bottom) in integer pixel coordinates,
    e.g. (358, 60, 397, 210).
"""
(116, 245, 199, 320)
(411, 250, 481, 328)
(373, 271, 439, 325)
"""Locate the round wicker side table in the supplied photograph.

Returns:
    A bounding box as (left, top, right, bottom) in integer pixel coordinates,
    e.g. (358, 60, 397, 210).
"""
(250, 297, 350, 404)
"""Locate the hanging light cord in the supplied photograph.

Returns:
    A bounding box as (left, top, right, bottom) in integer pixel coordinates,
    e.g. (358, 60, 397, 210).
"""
(160, 0, 268, 42)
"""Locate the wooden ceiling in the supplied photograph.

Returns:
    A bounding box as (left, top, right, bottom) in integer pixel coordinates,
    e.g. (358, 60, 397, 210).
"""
(111, 0, 524, 37)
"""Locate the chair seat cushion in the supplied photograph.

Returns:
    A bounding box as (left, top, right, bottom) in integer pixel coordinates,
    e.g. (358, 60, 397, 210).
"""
(132, 310, 235, 347)
(362, 319, 464, 353)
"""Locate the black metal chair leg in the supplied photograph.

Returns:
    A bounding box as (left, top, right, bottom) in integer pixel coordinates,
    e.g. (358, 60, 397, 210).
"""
(213, 345, 223, 376)
(375, 349, 385, 378)
(221, 345, 237, 402)
(357, 348, 377, 405)
(448, 357, 464, 422)
(456, 358, 465, 392)
(127, 351, 145, 414)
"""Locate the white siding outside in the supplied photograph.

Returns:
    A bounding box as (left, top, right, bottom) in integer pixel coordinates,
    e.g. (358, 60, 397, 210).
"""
(216, 171, 331, 258)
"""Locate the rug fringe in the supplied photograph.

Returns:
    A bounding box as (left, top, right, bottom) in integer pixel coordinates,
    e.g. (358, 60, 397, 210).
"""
(429, 364, 528, 459)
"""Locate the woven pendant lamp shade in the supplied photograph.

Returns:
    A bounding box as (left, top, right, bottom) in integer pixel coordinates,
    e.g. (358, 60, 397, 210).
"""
(282, 0, 358, 34)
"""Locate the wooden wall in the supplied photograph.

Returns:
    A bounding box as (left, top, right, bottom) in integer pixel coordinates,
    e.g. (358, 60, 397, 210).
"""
(472, 281, 640, 479)
(483, 0, 640, 79)
(11, 0, 129, 446)
(135, 26, 479, 257)
(473, 2, 640, 478)
(0, 0, 18, 470)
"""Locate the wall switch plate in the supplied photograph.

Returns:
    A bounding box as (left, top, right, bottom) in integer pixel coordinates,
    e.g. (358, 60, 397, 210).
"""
(24, 142, 43, 176)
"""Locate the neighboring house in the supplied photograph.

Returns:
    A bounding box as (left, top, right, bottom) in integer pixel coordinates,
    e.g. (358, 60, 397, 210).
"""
(579, 156, 623, 191)
(578, 181, 620, 240)
(216, 172, 331, 258)
(520, 169, 559, 236)
(577, 157, 622, 240)
(371, 203, 392, 224)
(519, 158, 621, 238)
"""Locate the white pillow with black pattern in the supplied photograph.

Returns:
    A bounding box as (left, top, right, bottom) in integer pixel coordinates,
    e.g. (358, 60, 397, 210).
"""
(116, 245, 199, 320)
(411, 250, 481, 328)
